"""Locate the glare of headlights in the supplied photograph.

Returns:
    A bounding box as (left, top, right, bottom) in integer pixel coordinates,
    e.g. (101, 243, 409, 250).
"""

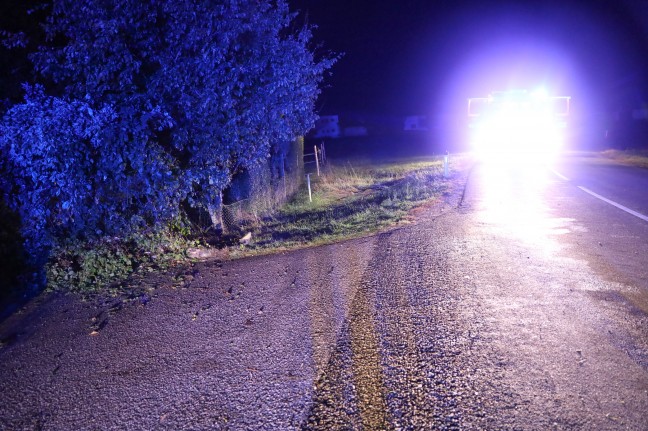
(469, 90, 567, 164)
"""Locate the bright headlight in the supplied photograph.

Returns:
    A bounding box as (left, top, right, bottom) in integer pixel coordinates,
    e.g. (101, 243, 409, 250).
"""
(469, 90, 568, 164)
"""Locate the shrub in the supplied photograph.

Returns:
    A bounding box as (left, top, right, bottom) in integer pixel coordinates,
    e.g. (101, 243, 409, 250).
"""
(0, 85, 179, 266)
(0, 0, 336, 291)
(46, 224, 195, 293)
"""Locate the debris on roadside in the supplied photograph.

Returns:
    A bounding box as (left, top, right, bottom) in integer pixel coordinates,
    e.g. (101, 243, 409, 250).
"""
(239, 232, 253, 246)
(187, 247, 229, 261)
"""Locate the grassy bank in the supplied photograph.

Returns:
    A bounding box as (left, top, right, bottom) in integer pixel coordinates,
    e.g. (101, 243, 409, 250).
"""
(565, 149, 648, 170)
(599, 149, 648, 169)
(232, 154, 469, 254)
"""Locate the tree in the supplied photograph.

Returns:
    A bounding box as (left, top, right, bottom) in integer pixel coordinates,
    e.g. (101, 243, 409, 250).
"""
(0, 0, 336, 263)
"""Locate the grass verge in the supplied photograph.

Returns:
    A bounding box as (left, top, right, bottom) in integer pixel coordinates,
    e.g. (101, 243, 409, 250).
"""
(599, 149, 648, 169)
(230, 154, 470, 255)
(570, 149, 648, 169)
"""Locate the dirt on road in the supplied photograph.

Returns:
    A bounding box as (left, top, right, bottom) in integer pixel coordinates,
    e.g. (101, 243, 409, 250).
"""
(1, 163, 648, 430)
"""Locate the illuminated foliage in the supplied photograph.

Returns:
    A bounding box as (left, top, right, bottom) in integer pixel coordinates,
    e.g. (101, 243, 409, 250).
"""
(0, 0, 335, 264)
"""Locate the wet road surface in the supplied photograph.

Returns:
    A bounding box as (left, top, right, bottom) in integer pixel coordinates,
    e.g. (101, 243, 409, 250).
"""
(1, 156, 648, 430)
(305, 159, 648, 429)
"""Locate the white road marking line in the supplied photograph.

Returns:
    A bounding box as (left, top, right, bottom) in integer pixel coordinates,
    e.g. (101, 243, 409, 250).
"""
(550, 168, 648, 223)
(577, 186, 648, 223)
(550, 169, 570, 181)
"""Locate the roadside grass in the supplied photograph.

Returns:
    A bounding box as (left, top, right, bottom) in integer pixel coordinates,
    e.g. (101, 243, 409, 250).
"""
(599, 149, 648, 169)
(40, 154, 470, 297)
(233, 154, 469, 254)
(570, 149, 648, 169)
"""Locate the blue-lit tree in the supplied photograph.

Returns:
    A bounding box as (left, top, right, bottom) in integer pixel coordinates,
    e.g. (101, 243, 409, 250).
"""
(0, 0, 335, 264)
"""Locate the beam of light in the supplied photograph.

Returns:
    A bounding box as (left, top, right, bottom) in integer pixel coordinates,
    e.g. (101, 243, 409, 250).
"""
(468, 89, 569, 165)
(473, 163, 580, 255)
(436, 33, 595, 153)
(531, 87, 547, 99)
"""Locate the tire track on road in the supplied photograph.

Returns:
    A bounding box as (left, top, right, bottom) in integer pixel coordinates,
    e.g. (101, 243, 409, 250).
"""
(302, 219, 504, 430)
(302, 237, 389, 430)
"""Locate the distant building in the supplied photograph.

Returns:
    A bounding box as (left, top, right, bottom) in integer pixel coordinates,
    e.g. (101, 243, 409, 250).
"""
(313, 115, 341, 138)
(404, 115, 429, 132)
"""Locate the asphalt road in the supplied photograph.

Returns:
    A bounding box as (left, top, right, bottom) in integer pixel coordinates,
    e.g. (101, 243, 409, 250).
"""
(1, 155, 647, 430)
(551, 157, 648, 294)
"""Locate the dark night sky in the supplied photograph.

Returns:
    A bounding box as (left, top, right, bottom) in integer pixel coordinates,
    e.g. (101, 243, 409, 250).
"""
(290, 0, 648, 118)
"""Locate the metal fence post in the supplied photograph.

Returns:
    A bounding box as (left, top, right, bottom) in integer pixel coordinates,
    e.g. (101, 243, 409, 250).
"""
(306, 173, 312, 203)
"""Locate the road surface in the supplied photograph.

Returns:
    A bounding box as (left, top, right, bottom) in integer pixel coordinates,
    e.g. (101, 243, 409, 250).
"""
(1, 155, 647, 430)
